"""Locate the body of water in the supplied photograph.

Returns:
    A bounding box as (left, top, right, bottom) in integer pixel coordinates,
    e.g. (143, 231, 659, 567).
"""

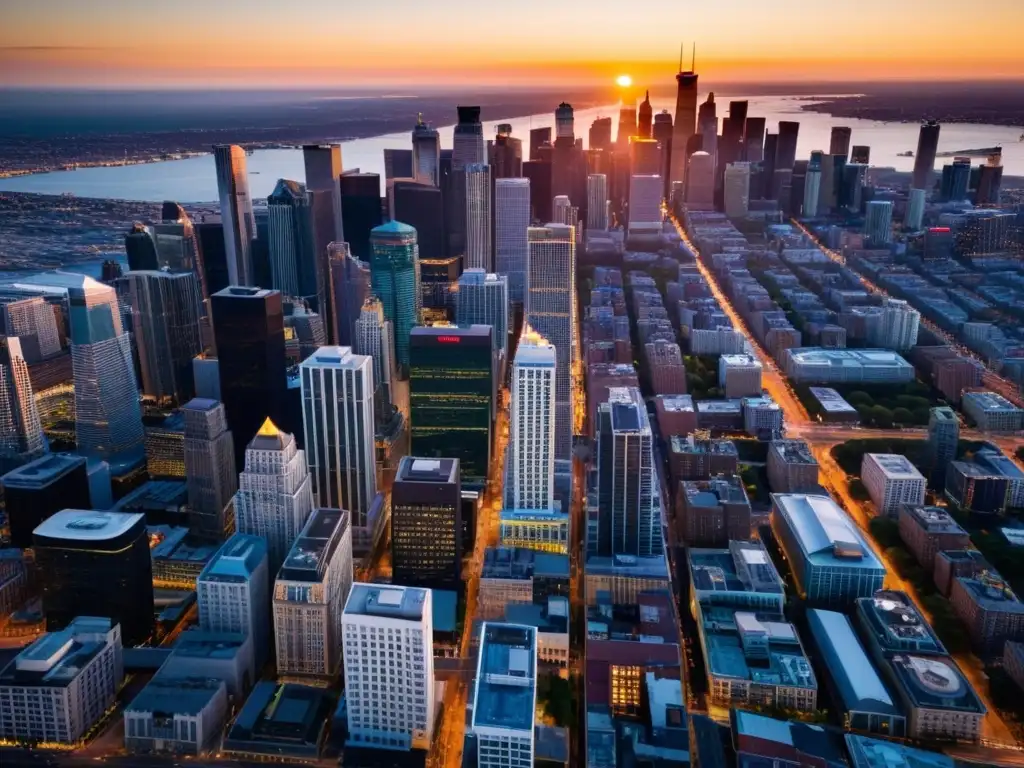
(2, 95, 1022, 202)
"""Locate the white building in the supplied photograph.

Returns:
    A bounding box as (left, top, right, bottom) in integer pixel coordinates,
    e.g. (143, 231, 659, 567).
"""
(587, 174, 609, 231)
(465, 163, 493, 271)
(784, 348, 916, 384)
(342, 584, 435, 752)
(196, 533, 270, 672)
(742, 395, 783, 436)
(552, 195, 577, 229)
(2, 296, 61, 358)
(718, 353, 763, 398)
(879, 298, 920, 351)
(866, 200, 894, 245)
(471, 623, 538, 768)
(494, 178, 531, 305)
(526, 225, 576, 469)
(299, 347, 377, 550)
(354, 297, 395, 416)
(124, 676, 228, 755)
(182, 398, 236, 540)
(686, 151, 715, 208)
(0, 617, 123, 745)
(499, 509, 569, 554)
(234, 418, 314, 573)
(628, 174, 663, 233)
(905, 188, 925, 230)
(962, 390, 1024, 432)
(0, 335, 45, 460)
(724, 162, 752, 218)
(456, 270, 509, 359)
(689, 326, 746, 355)
(861, 453, 927, 517)
(273, 508, 353, 682)
(505, 330, 556, 511)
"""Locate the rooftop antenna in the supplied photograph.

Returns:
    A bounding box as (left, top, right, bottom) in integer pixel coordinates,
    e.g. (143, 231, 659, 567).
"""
(679, 42, 684, 73)
(692, 43, 696, 72)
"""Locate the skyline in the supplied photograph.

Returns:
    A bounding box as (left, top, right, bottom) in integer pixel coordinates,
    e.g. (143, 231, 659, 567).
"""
(2, 0, 1023, 87)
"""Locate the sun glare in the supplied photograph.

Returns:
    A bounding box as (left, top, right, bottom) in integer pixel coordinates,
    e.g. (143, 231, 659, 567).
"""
(615, 74, 632, 87)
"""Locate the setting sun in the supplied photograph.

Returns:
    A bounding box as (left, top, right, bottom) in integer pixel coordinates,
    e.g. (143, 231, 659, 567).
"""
(615, 74, 632, 87)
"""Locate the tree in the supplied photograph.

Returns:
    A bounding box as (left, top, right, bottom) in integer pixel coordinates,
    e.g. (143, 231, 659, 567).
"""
(872, 406, 894, 428)
(869, 516, 901, 548)
(846, 391, 874, 406)
(892, 407, 914, 425)
(539, 673, 575, 727)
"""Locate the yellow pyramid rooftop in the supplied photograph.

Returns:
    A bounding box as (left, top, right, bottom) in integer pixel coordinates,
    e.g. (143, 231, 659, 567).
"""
(257, 417, 281, 437)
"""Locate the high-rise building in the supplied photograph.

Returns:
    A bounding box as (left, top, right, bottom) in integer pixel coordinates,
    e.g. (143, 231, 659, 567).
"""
(456, 269, 509, 359)
(409, 326, 493, 486)
(829, 127, 852, 159)
(552, 195, 575, 228)
(273, 507, 353, 682)
(851, 145, 870, 164)
(488, 124, 523, 180)
(195, 220, 230, 297)
(744, 116, 766, 162)
(617, 103, 637, 151)
(196, 533, 270, 671)
(1, 454, 89, 549)
(818, 154, 839, 212)
(454, 105, 485, 170)
(465, 163, 493, 271)
(905, 188, 925, 231)
(213, 145, 256, 287)
(526, 224, 575, 467)
(555, 102, 575, 144)
(878, 298, 920, 351)
(339, 173, 383, 261)
(68, 277, 145, 475)
(670, 60, 699, 184)
(494, 178, 531, 306)
(234, 418, 314, 573)
(627, 174, 663, 232)
(2, 296, 61, 359)
(183, 398, 236, 541)
(302, 144, 345, 244)
(861, 453, 927, 517)
(724, 162, 751, 217)
(636, 90, 653, 138)
(354, 297, 395, 417)
(587, 174, 609, 231)
(0, 336, 44, 461)
(126, 270, 203, 405)
(34, 510, 154, 645)
(391, 181, 445, 259)
(211, 286, 286, 470)
(506, 331, 556, 511)
(866, 200, 894, 245)
(589, 117, 613, 151)
(653, 110, 674, 188)
(686, 151, 715, 207)
(369, 221, 421, 376)
(975, 161, 1004, 206)
(529, 127, 552, 161)
(927, 406, 960, 487)
(592, 387, 660, 558)
(267, 179, 320, 308)
(940, 158, 972, 202)
(328, 242, 370, 347)
(803, 165, 822, 217)
(912, 121, 941, 192)
(411, 117, 441, 186)
(471, 623, 538, 768)
(299, 347, 378, 550)
(775, 121, 800, 171)
(522, 161, 552, 224)
(391, 457, 462, 589)
(342, 584, 435, 752)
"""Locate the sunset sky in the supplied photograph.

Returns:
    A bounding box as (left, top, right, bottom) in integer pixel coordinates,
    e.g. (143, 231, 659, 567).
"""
(2, 0, 1023, 88)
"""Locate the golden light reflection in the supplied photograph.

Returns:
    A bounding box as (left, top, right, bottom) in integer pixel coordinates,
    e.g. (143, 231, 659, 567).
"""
(615, 74, 633, 87)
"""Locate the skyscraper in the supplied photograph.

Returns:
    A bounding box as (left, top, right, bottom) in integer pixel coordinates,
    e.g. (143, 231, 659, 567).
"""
(803, 164, 822, 217)
(526, 224, 575, 468)
(472, 623, 538, 768)
(391, 181, 445, 259)
(453, 105, 485, 170)
(211, 286, 286, 470)
(866, 200, 894, 245)
(653, 110, 674, 188)
(905, 188, 926, 230)
(829, 126, 852, 159)
(354, 297, 395, 419)
(592, 387, 660, 559)
(912, 120, 941, 192)
(1, 454, 89, 549)
(0, 336, 44, 461)
(234, 418, 314, 573)
(522, 161, 552, 224)
(196, 220, 230, 297)
(851, 145, 871, 164)
(638, 91, 653, 138)
(124, 223, 160, 272)
(126, 270, 203, 405)
(300, 347, 377, 550)
(465, 163, 493, 271)
(494, 178, 531, 305)
(617, 103, 637, 151)
(2, 296, 61, 360)
(68, 276, 145, 475)
(879, 298, 920, 350)
(744, 116, 766, 162)
(589, 117, 613, 151)
(456, 269, 509, 359)
(686, 152, 715, 208)
(302, 144, 345, 243)
(34, 510, 154, 646)
(552, 195, 575, 228)
(369, 221, 421, 376)
(412, 117, 441, 186)
(391, 457, 462, 589)
(529, 127, 552, 161)
(213, 145, 256, 287)
(267, 179, 321, 311)
(342, 584, 435, 752)
(775, 121, 800, 171)
(339, 173, 383, 261)
(273, 507, 353, 682)
(328, 242, 370, 347)
(670, 58, 699, 183)
(724, 162, 751, 217)
(183, 397, 236, 541)
(506, 331, 556, 511)
(927, 406, 959, 487)
(587, 174, 609, 231)
(409, 326, 494, 486)
(941, 158, 972, 202)
(488, 124, 523, 179)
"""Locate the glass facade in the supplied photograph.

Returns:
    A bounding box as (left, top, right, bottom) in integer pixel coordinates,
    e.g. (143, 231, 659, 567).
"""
(391, 458, 462, 590)
(369, 221, 421, 376)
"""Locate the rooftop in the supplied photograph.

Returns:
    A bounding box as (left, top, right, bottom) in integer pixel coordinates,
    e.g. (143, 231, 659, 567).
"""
(472, 623, 537, 734)
(975, 448, 1024, 480)
(1, 453, 85, 488)
(224, 681, 329, 754)
(844, 734, 955, 768)
(482, 547, 570, 580)
(397, 457, 459, 484)
(655, 394, 695, 413)
(696, 399, 743, 414)
(0, 617, 114, 688)
(770, 440, 817, 465)
(930, 406, 958, 424)
(887, 653, 985, 712)
(277, 508, 349, 584)
(126, 675, 224, 717)
(670, 436, 738, 456)
(856, 590, 945, 655)
(689, 541, 785, 598)
(171, 630, 250, 661)
(116, 480, 188, 512)
(199, 534, 268, 583)
(720, 354, 761, 368)
(701, 607, 816, 689)
(956, 570, 1024, 612)
(682, 475, 750, 508)
(34, 509, 143, 542)
(732, 711, 849, 766)
(864, 454, 925, 481)
(772, 494, 884, 571)
(298, 346, 371, 371)
(212, 286, 277, 300)
(182, 397, 220, 413)
(963, 390, 1022, 413)
(808, 387, 858, 413)
(344, 583, 429, 621)
(148, 525, 220, 564)
(900, 506, 967, 536)
(584, 552, 670, 580)
(504, 597, 570, 636)
(789, 348, 914, 370)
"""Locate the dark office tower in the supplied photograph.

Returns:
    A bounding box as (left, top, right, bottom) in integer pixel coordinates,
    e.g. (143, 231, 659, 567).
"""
(1, 454, 89, 549)
(412, 117, 441, 186)
(523, 161, 553, 223)
(726, 101, 748, 144)
(383, 149, 414, 182)
(328, 243, 369, 347)
(420, 256, 460, 314)
(213, 144, 256, 287)
(630, 138, 661, 176)
(409, 326, 493, 487)
(211, 287, 286, 471)
(250, 214, 272, 289)
(391, 456, 462, 590)
(489, 125, 523, 179)
(267, 179, 321, 308)
(829, 126, 852, 159)
(302, 145, 344, 241)
(391, 181, 445, 259)
(940, 158, 971, 201)
(555, 102, 575, 147)
(196, 220, 230, 297)
(590, 117, 613, 151)
(617, 104, 637, 151)
(850, 145, 870, 165)
(653, 111, 673, 194)
(841, 163, 868, 211)
(339, 173, 383, 260)
(762, 133, 778, 196)
(976, 163, 1003, 205)
(775, 121, 800, 171)
(670, 57, 699, 185)
(34, 509, 154, 646)
(124, 223, 160, 271)
(453, 106, 485, 170)
(774, 169, 794, 213)
(790, 160, 809, 215)
(912, 120, 941, 192)
(530, 127, 552, 161)
(743, 116, 766, 162)
(637, 91, 653, 138)
(126, 270, 203, 405)
(370, 222, 421, 376)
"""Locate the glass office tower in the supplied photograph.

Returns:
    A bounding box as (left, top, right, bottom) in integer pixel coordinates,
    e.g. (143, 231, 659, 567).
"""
(369, 221, 421, 376)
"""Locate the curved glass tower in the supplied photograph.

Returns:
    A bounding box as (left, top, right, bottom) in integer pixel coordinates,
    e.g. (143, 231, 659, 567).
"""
(369, 221, 421, 376)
